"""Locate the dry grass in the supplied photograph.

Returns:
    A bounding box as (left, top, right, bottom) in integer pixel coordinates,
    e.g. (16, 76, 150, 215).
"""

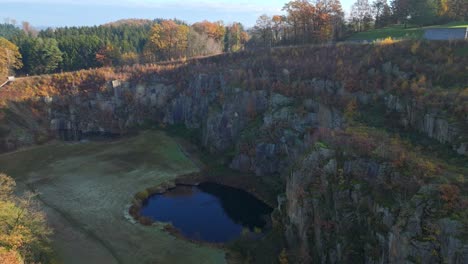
(0, 131, 226, 264)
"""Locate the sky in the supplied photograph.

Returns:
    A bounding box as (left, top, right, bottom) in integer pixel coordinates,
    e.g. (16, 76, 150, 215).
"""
(0, 0, 354, 28)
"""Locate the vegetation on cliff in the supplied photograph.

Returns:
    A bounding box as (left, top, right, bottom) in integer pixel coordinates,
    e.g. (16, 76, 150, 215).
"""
(2, 40, 465, 121)
(0, 39, 466, 263)
(0, 37, 22, 79)
(0, 174, 51, 264)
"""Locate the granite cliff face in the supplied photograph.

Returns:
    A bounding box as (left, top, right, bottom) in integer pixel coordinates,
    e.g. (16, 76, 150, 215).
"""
(283, 147, 467, 263)
(0, 43, 466, 263)
(385, 94, 467, 155)
(2, 73, 344, 172)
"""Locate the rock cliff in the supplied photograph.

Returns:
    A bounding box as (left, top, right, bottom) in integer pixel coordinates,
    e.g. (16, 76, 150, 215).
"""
(283, 147, 467, 263)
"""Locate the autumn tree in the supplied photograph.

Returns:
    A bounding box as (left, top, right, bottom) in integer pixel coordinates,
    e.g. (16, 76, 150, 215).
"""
(120, 52, 139, 65)
(0, 37, 22, 79)
(283, 0, 317, 43)
(344, 98, 359, 122)
(316, 0, 345, 41)
(0, 174, 51, 263)
(271, 0, 344, 45)
(439, 184, 460, 211)
(21, 21, 37, 37)
(186, 28, 222, 57)
(0, 174, 15, 200)
(192, 20, 226, 42)
(148, 20, 189, 60)
(189, 21, 225, 56)
(95, 44, 121, 67)
(272, 15, 286, 44)
(224, 23, 248, 52)
(278, 248, 289, 264)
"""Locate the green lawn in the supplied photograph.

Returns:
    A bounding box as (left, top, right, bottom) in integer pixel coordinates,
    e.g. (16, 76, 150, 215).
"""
(347, 21, 467, 41)
(427, 21, 468, 28)
(347, 25, 424, 41)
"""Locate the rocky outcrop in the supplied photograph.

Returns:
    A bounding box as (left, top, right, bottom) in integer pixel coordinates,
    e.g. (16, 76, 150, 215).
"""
(6, 74, 340, 177)
(228, 92, 343, 176)
(282, 146, 468, 264)
(385, 94, 467, 153)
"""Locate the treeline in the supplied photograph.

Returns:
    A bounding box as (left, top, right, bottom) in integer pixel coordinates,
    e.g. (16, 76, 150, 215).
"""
(0, 19, 248, 77)
(38, 22, 152, 71)
(1, 0, 466, 76)
(349, 0, 467, 31)
(249, 0, 345, 47)
(249, 0, 467, 48)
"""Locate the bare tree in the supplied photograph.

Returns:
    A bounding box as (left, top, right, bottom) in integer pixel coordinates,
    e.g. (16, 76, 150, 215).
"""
(21, 21, 38, 37)
(351, 0, 374, 31)
(254, 14, 273, 48)
(373, 0, 392, 27)
(272, 15, 286, 44)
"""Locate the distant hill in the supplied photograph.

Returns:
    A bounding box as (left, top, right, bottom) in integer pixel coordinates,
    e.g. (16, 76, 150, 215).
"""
(103, 19, 155, 27)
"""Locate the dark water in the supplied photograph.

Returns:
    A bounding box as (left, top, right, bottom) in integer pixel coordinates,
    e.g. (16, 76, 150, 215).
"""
(140, 182, 273, 243)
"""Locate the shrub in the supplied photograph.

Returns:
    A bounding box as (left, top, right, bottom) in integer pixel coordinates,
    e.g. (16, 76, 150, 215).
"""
(128, 205, 140, 218)
(439, 184, 460, 211)
(138, 216, 154, 226)
(377, 37, 398, 45)
(135, 190, 149, 201)
(0, 248, 22, 264)
(0, 174, 51, 262)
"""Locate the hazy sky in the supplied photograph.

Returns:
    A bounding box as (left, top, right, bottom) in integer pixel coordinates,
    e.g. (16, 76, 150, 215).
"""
(0, 0, 354, 28)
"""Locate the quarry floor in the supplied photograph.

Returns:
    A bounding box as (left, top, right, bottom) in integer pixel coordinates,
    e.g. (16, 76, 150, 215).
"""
(0, 131, 226, 264)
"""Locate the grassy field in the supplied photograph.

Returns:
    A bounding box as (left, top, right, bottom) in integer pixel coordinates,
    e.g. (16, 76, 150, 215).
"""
(428, 21, 468, 28)
(347, 21, 467, 41)
(0, 131, 226, 264)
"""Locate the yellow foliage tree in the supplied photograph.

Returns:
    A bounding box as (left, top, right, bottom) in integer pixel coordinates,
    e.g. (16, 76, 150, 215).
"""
(278, 248, 289, 264)
(0, 38, 23, 79)
(149, 20, 189, 60)
(344, 98, 358, 122)
(0, 247, 22, 264)
(0, 174, 51, 262)
(192, 20, 226, 41)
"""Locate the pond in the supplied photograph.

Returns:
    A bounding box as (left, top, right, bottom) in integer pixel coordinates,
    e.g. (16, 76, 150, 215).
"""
(140, 182, 273, 243)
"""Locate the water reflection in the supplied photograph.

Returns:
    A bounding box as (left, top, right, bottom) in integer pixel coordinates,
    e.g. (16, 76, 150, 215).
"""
(140, 182, 273, 243)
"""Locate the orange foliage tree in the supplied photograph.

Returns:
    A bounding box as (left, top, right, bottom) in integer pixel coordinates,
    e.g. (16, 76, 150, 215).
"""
(148, 20, 189, 60)
(192, 20, 226, 42)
